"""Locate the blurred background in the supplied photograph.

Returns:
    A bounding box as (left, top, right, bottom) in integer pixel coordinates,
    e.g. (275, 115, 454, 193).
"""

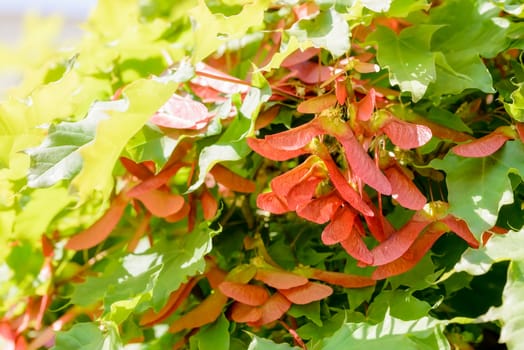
(0, 0, 97, 95)
(0, 0, 97, 42)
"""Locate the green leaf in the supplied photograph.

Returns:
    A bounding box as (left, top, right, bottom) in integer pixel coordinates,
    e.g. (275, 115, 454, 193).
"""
(431, 141, 524, 237)
(428, 52, 494, 98)
(191, 314, 230, 350)
(187, 78, 269, 192)
(52, 322, 121, 350)
(505, 82, 524, 122)
(189, 0, 270, 63)
(297, 311, 347, 341)
(426, 0, 510, 96)
(479, 260, 524, 350)
(369, 25, 440, 102)
(288, 301, 323, 327)
(367, 290, 432, 322)
(26, 100, 117, 188)
(426, 107, 472, 134)
(13, 187, 72, 240)
(72, 224, 215, 314)
(362, 0, 392, 12)
(287, 9, 350, 57)
(319, 312, 450, 350)
(71, 79, 177, 202)
(247, 335, 300, 350)
(386, 0, 430, 17)
(455, 229, 524, 276)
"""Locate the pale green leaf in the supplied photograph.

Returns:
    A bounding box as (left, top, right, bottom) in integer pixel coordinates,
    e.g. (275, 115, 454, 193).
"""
(505, 82, 524, 122)
(189, 0, 270, 63)
(26, 101, 115, 188)
(431, 141, 524, 237)
(13, 187, 72, 241)
(455, 229, 524, 276)
(247, 335, 300, 350)
(187, 142, 249, 193)
(479, 260, 524, 350)
(367, 290, 432, 322)
(386, 0, 430, 17)
(319, 311, 449, 350)
(71, 79, 177, 202)
(362, 0, 392, 12)
(287, 9, 350, 57)
(369, 25, 441, 102)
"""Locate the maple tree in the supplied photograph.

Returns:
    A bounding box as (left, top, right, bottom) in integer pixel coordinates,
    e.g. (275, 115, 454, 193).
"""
(1, 0, 524, 349)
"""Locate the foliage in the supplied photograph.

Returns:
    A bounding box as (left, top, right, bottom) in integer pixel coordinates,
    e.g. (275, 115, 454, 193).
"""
(0, 0, 523, 349)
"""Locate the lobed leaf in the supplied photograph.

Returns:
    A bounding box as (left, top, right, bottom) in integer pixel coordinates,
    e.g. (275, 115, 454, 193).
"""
(368, 25, 440, 102)
(287, 9, 350, 58)
(72, 79, 178, 202)
(431, 141, 524, 237)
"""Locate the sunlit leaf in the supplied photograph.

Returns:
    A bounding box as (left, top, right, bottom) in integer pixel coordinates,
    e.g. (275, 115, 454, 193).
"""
(431, 141, 524, 237)
(369, 25, 440, 102)
(72, 79, 178, 202)
(319, 311, 449, 350)
(505, 82, 524, 122)
(287, 9, 350, 57)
